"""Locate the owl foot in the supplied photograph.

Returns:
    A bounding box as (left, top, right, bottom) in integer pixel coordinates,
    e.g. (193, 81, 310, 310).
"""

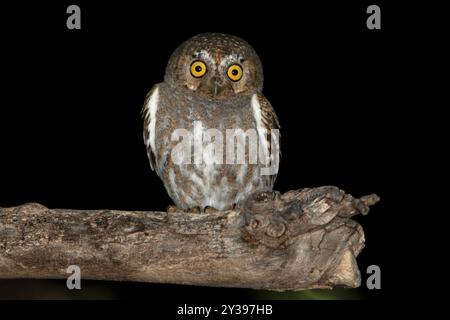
(166, 205, 183, 213)
(188, 207, 202, 214)
(204, 206, 219, 214)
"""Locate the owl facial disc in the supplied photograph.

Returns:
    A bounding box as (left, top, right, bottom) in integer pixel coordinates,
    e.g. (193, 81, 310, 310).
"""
(164, 33, 264, 100)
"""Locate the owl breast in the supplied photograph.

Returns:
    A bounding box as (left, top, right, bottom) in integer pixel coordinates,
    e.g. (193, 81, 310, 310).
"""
(152, 83, 272, 211)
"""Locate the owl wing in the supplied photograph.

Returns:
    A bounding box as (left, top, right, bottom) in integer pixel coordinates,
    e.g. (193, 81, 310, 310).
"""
(252, 93, 281, 187)
(142, 85, 160, 173)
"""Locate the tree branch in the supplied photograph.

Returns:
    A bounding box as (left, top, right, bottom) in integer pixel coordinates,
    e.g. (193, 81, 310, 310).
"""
(0, 186, 378, 291)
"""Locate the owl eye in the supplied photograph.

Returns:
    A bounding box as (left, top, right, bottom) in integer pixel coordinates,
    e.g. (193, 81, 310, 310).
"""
(190, 60, 207, 78)
(227, 64, 243, 81)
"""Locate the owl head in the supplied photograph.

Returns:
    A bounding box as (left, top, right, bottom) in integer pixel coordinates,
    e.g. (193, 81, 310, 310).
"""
(165, 33, 264, 100)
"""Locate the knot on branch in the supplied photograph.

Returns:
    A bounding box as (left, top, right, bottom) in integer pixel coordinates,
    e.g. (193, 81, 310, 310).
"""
(241, 187, 379, 249)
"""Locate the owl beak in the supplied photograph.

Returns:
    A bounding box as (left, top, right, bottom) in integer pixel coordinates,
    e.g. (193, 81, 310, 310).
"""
(213, 82, 222, 97)
(209, 77, 224, 97)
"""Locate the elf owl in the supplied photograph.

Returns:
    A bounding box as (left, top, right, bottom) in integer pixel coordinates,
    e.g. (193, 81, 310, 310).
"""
(143, 33, 280, 212)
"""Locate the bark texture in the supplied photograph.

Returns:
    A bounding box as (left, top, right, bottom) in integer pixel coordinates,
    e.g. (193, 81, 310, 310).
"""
(0, 186, 378, 291)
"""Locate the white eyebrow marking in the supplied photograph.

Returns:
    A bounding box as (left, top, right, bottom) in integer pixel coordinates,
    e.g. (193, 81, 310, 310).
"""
(198, 50, 214, 65)
(220, 54, 240, 67)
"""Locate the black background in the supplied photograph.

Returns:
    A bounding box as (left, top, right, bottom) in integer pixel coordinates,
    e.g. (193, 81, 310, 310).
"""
(0, 0, 417, 304)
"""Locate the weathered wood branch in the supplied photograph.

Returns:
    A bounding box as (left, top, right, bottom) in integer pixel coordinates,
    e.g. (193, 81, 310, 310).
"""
(0, 186, 378, 291)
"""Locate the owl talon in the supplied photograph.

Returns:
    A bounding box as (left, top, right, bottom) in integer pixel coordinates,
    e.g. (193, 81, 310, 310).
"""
(204, 206, 219, 214)
(188, 207, 201, 214)
(167, 205, 183, 213)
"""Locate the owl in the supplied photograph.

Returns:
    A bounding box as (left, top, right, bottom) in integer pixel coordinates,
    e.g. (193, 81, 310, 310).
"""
(143, 33, 280, 212)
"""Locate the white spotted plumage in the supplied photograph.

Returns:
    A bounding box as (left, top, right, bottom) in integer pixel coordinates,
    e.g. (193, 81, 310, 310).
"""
(143, 85, 159, 171)
(251, 94, 270, 166)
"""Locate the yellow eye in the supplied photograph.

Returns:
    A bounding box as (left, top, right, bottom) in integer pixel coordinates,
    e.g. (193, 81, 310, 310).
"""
(190, 60, 207, 78)
(227, 64, 243, 81)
